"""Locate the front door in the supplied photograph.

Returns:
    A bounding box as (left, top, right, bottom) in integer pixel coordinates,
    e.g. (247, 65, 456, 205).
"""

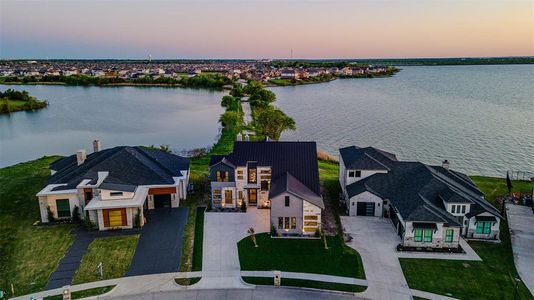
(224, 190, 233, 205)
(248, 189, 257, 205)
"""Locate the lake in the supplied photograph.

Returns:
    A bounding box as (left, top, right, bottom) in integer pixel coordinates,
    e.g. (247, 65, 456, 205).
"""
(272, 65, 534, 177)
(0, 86, 225, 167)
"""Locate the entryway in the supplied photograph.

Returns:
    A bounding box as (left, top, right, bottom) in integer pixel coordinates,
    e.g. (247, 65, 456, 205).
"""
(154, 194, 171, 208)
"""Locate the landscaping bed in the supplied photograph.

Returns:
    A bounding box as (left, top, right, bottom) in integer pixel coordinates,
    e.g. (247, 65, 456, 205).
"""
(396, 244, 465, 253)
(242, 277, 366, 293)
(238, 233, 365, 279)
(43, 285, 115, 300)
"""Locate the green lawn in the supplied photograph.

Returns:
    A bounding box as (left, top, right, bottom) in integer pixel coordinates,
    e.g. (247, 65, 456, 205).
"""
(238, 233, 365, 278)
(0, 156, 77, 297)
(242, 277, 367, 293)
(43, 285, 115, 300)
(0, 97, 48, 113)
(192, 207, 205, 271)
(72, 235, 139, 284)
(400, 177, 533, 300)
(175, 277, 201, 286)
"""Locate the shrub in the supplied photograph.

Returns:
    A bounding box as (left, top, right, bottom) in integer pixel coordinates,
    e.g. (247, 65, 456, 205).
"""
(72, 206, 80, 222)
(270, 225, 277, 237)
(134, 208, 142, 228)
(241, 200, 247, 212)
(315, 228, 321, 238)
(46, 206, 56, 223)
(83, 217, 97, 230)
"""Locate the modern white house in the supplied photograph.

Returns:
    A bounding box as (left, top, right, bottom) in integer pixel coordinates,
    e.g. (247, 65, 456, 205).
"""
(339, 145, 502, 250)
(208, 141, 324, 236)
(36, 142, 189, 231)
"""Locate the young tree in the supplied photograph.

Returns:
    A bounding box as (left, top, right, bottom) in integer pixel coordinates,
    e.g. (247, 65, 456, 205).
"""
(219, 111, 240, 129)
(248, 227, 258, 247)
(255, 107, 296, 140)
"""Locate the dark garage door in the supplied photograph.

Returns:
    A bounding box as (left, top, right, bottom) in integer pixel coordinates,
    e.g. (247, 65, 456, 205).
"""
(357, 202, 375, 216)
(154, 194, 171, 208)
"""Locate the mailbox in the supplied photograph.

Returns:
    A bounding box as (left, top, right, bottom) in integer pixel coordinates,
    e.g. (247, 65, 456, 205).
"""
(273, 270, 281, 286)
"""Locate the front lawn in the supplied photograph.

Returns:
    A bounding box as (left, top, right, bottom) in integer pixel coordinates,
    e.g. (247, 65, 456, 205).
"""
(238, 233, 365, 279)
(0, 157, 76, 297)
(242, 276, 367, 293)
(400, 177, 533, 299)
(72, 235, 139, 284)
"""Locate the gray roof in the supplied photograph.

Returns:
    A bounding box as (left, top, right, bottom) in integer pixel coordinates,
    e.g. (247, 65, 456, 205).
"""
(344, 145, 501, 225)
(47, 146, 189, 191)
(269, 172, 324, 209)
(339, 146, 397, 170)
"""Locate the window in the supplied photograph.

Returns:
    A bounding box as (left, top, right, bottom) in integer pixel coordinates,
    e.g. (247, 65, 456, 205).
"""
(461, 205, 466, 213)
(224, 190, 233, 204)
(237, 170, 244, 180)
(216, 171, 229, 182)
(278, 217, 283, 229)
(261, 180, 269, 191)
(349, 171, 355, 177)
(247, 163, 257, 183)
(355, 170, 361, 177)
(56, 199, 70, 218)
(285, 196, 290, 207)
(213, 189, 221, 199)
(110, 191, 123, 197)
(304, 215, 318, 220)
(476, 221, 491, 234)
(304, 221, 318, 227)
(414, 229, 423, 242)
(238, 191, 243, 200)
(423, 229, 433, 243)
(291, 217, 296, 229)
(445, 229, 454, 243)
(284, 217, 290, 229)
(451, 205, 456, 213)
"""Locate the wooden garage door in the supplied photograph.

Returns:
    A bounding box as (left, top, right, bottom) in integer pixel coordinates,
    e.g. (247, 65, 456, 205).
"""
(357, 202, 375, 216)
(103, 208, 127, 227)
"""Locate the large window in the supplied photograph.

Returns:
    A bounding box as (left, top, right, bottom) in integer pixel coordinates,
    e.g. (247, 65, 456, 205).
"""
(445, 229, 454, 243)
(213, 189, 221, 199)
(291, 217, 296, 229)
(261, 180, 269, 191)
(216, 171, 229, 182)
(414, 229, 423, 242)
(476, 221, 491, 234)
(224, 190, 233, 204)
(284, 217, 290, 229)
(278, 217, 283, 229)
(56, 199, 70, 218)
(285, 196, 290, 207)
(247, 163, 257, 183)
(423, 229, 433, 243)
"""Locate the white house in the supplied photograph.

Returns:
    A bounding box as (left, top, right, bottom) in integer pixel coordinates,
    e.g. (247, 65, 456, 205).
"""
(36, 142, 189, 231)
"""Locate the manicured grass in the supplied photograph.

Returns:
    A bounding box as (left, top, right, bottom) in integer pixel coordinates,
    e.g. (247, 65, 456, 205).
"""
(242, 277, 367, 293)
(470, 176, 532, 206)
(0, 156, 77, 297)
(399, 177, 533, 300)
(44, 285, 115, 300)
(175, 277, 201, 286)
(72, 235, 139, 284)
(192, 207, 205, 271)
(238, 233, 365, 279)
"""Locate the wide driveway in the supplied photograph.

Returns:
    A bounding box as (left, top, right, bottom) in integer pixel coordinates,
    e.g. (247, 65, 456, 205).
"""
(341, 216, 412, 300)
(198, 207, 270, 288)
(126, 208, 188, 276)
(507, 204, 534, 295)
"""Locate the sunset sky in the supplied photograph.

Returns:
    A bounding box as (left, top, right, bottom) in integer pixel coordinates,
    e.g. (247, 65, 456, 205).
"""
(1, 0, 532, 59)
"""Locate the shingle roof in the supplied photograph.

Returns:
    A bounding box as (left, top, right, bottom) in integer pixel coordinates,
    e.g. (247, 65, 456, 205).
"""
(270, 172, 324, 209)
(339, 146, 397, 170)
(210, 141, 322, 197)
(47, 146, 189, 191)
(344, 145, 501, 225)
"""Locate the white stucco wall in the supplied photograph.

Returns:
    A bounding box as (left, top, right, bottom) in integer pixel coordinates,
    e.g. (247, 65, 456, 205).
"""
(348, 191, 383, 217)
(99, 189, 135, 200)
(39, 193, 80, 222)
(96, 207, 135, 230)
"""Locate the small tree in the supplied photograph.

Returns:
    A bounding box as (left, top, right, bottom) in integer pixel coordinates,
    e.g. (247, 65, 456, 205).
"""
(248, 227, 258, 247)
(72, 206, 80, 223)
(219, 111, 240, 129)
(241, 200, 247, 212)
(134, 208, 142, 228)
(46, 206, 55, 223)
(270, 225, 277, 237)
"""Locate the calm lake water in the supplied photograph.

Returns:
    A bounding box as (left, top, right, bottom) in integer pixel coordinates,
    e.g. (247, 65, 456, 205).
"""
(0, 86, 225, 167)
(272, 65, 534, 177)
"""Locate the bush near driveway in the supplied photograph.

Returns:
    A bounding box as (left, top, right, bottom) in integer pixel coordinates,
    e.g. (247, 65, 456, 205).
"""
(238, 233, 365, 279)
(400, 177, 533, 300)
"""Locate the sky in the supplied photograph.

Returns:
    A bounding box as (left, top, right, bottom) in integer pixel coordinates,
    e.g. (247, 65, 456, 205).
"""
(0, 0, 533, 59)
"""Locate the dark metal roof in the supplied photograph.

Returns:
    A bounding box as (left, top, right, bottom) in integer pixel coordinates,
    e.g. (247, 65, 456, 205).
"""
(47, 146, 189, 191)
(269, 172, 324, 209)
(210, 141, 321, 197)
(339, 146, 397, 170)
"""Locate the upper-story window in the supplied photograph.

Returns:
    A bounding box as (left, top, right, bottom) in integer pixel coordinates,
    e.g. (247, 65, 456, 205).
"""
(237, 170, 244, 180)
(110, 191, 123, 197)
(285, 196, 290, 207)
(451, 205, 456, 213)
(349, 170, 361, 178)
(247, 162, 257, 183)
(216, 171, 229, 182)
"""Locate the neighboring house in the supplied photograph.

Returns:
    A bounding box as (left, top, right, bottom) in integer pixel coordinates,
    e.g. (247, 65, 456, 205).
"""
(280, 69, 299, 80)
(36, 143, 189, 231)
(339, 145, 502, 249)
(208, 141, 324, 237)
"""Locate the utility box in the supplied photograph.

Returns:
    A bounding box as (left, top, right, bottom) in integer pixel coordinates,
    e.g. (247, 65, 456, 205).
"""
(273, 270, 281, 287)
(62, 286, 71, 300)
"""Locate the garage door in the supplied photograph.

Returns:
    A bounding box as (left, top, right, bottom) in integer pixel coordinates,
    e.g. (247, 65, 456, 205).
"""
(357, 202, 375, 216)
(154, 194, 171, 208)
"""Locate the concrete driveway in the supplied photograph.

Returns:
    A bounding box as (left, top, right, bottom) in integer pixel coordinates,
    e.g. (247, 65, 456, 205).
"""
(341, 216, 412, 300)
(198, 207, 270, 288)
(126, 208, 188, 276)
(507, 204, 534, 295)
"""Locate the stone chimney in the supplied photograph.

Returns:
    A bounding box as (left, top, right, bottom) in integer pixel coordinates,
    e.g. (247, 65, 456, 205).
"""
(442, 160, 450, 171)
(244, 133, 249, 142)
(93, 139, 102, 152)
(77, 149, 87, 165)
(236, 133, 242, 142)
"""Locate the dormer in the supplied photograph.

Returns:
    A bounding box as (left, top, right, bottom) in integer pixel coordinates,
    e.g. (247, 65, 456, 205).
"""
(439, 193, 472, 216)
